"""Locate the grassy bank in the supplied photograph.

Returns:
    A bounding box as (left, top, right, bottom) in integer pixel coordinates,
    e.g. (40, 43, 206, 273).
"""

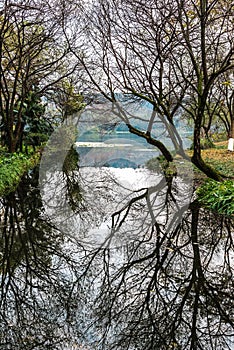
(195, 143, 234, 217)
(198, 142, 234, 178)
(147, 141, 234, 217)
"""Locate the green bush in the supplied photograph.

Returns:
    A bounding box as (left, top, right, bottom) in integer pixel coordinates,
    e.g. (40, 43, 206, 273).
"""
(0, 151, 40, 196)
(196, 179, 234, 216)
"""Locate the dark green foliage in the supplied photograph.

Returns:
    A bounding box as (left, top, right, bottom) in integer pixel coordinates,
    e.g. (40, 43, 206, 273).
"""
(196, 179, 234, 216)
(0, 151, 40, 196)
(22, 91, 53, 150)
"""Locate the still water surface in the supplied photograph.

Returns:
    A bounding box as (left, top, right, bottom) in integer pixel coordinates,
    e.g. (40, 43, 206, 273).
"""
(0, 165, 233, 349)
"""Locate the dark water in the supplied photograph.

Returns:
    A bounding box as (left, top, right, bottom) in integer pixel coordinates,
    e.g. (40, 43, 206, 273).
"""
(0, 167, 233, 349)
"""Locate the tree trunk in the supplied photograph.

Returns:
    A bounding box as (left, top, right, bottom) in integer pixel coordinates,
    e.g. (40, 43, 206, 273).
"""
(192, 114, 223, 181)
(127, 124, 173, 162)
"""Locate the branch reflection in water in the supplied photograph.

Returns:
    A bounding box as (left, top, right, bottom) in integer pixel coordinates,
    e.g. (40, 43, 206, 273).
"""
(0, 165, 233, 349)
(0, 167, 89, 349)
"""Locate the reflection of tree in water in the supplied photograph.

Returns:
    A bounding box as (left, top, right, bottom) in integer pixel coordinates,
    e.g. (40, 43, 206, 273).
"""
(0, 166, 234, 349)
(84, 200, 234, 349)
(0, 167, 87, 349)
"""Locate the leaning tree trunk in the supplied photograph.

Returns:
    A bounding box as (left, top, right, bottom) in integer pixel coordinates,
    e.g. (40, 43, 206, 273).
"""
(192, 113, 223, 181)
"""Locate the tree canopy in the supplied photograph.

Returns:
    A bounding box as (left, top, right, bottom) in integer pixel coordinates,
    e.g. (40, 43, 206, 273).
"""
(65, 0, 234, 179)
(0, 0, 81, 152)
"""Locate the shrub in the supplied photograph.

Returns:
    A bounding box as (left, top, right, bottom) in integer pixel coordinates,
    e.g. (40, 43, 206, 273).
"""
(0, 151, 41, 196)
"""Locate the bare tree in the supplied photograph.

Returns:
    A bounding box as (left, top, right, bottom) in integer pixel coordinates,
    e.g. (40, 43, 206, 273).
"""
(0, 0, 80, 152)
(67, 0, 233, 180)
(51, 2, 234, 348)
(205, 73, 234, 151)
(215, 74, 234, 151)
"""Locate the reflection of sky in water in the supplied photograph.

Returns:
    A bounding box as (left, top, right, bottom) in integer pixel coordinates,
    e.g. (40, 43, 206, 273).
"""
(1, 167, 234, 349)
(40, 166, 193, 249)
(76, 139, 159, 168)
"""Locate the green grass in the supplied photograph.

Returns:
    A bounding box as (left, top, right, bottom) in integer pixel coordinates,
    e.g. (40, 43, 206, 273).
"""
(195, 145, 234, 216)
(196, 179, 234, 217)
